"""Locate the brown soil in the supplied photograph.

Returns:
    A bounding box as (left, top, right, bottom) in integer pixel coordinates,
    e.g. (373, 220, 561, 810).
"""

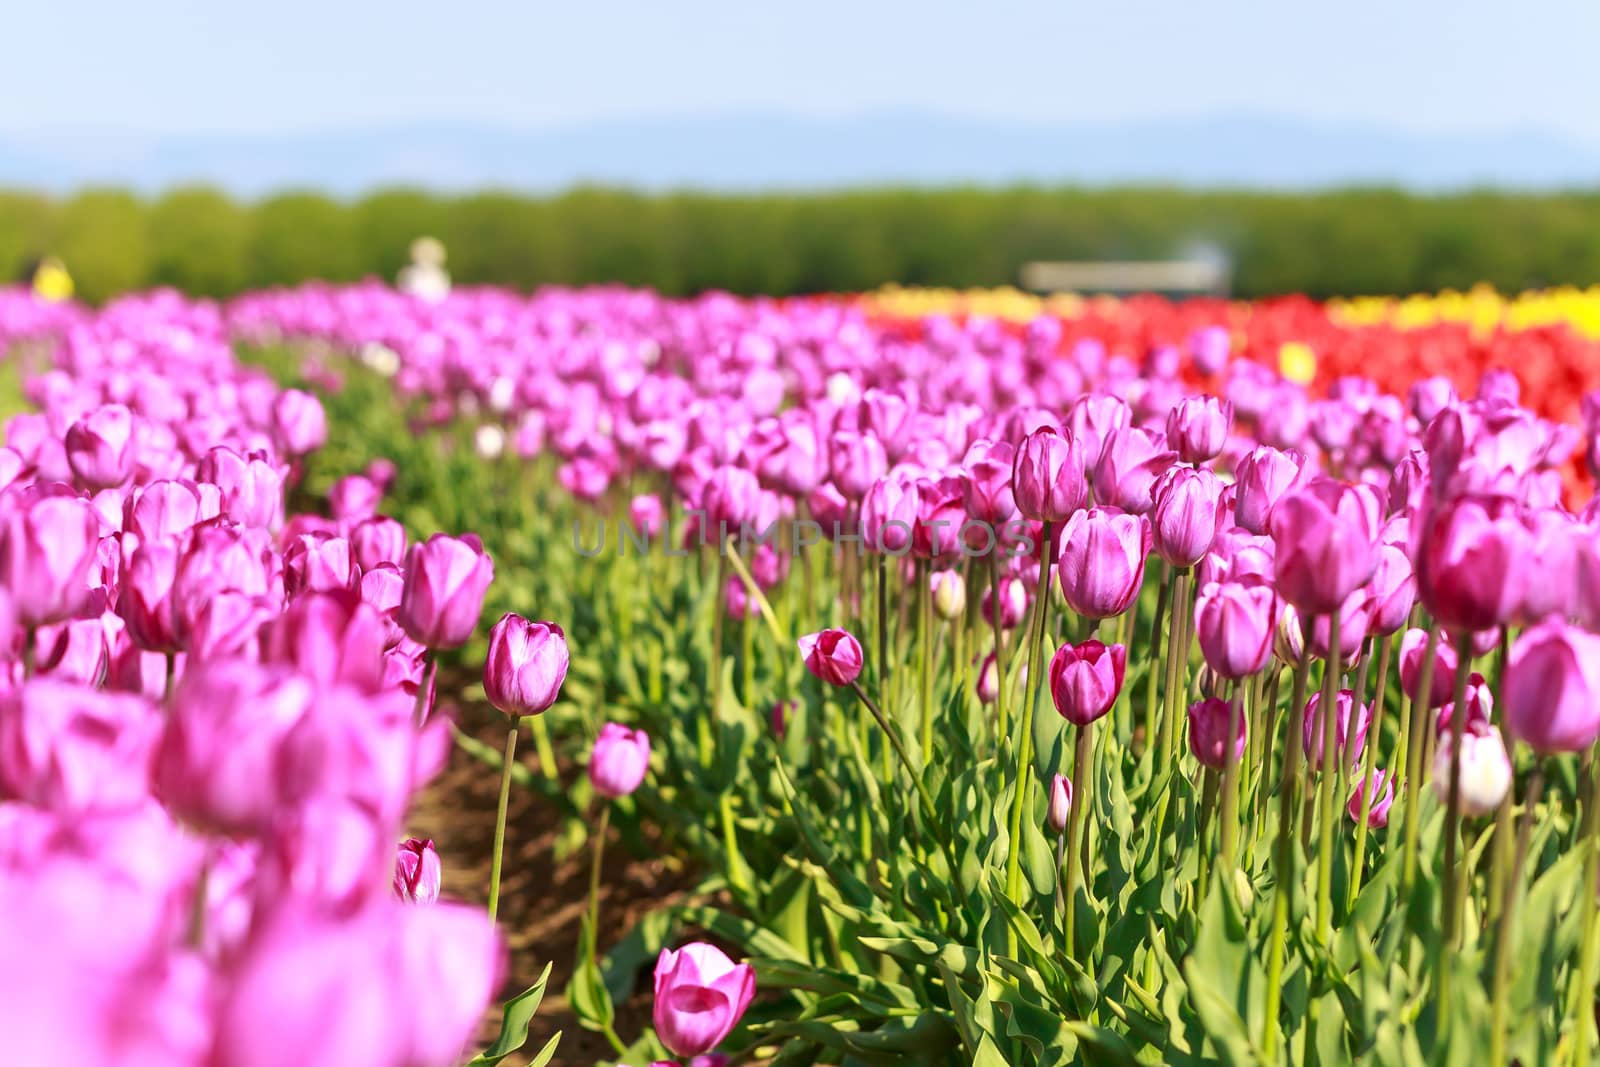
(407, 678, 701, 1066)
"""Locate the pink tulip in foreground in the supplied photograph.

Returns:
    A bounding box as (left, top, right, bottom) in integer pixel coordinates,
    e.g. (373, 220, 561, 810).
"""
(484, 614, 569, 717)
(1047, 640, 1126, 727)
(653, 942, 757, 1057)
(1501, 618, 1600, 753)
(398, 533, 495, 650)
(798, 628, 863, 686)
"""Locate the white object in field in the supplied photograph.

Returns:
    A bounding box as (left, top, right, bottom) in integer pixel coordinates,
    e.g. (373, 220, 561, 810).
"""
(398, 236, 451, 302)
(1019, 259, 1232, 297)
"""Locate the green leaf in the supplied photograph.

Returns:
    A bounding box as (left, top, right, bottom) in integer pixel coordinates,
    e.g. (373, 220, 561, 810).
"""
(466, 963, 554, 1066)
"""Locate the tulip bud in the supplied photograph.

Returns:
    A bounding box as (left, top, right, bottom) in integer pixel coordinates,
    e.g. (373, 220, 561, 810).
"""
(1047, 640, 1126, 727)
(1502, 618, 1600, 753)
(399, 534, 494, 650)
(1011, 427, 1087, 522)
(1432, 730, 1512, 816)
(271, 388, 328, 456)
(1301, 689, 1371, 771)
(484, 615, 569, 717)
(797, 628, 863, 686)
(0, 496, 101, 627)
(64, 404, 136, 489)
(1270, 478, 1382, 615)
(1166, 395, 1233, 464)
(1057, 508, 1151, 620)
(1092, 427, 1178, 514)
(589, 723, 651, 798)
(1186, 697, 1247, 770)
(930, 570, 966, 620)
(1150, 467, 1223, 567)
(1399, 627, 1457, 709)
(394, 839, 442, 904)
(1348, 770, 1395, 828)
(975, 652, 999, 704)
(653, 943, 757, 1058)
(981, 575, 1027, 630)
(1195, 578, 1275, 678)
(770, 699, 795, 740)
(1047, 774, 1072, 833)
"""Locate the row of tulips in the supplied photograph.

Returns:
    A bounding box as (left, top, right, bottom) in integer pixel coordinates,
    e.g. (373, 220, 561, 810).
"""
(0, 285, 760, 1067)
(860, 283, 1600, 428)
(221, 277, 1600, 1065)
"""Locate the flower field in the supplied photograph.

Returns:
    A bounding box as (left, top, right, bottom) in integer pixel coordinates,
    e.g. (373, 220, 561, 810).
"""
(3, 278, 1600, 1066)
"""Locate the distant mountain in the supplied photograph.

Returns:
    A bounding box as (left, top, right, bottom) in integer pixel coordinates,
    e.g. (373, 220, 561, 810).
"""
(1, 112, 1597, 195)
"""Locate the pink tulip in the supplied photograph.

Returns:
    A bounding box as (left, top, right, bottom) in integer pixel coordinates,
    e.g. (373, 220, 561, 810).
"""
(484, 614, 569, 716)
(1348, 769, 1395, 828)
(1502, 619, 1600, 753)
(1186, 697, 1247, 770)
(1166, 395, 1232, 463)
(393, 838, 442, 904)
(398, 533, 494, 649)
(1269, 478, 1382, 615)
(1047, 773, 1072, 832)
(1057, 508, 1151, 620)
(0, 495, 101, 626)
(64, 404, 136, 489)
(798, 628, 864, 686)
(270, 388, 328, 456)
(589, 722, 651, 798)
(1092, 426, 1178, 514)
(1194, 578, 1275, 678)
(1233, 446, 1307, 537)
(1011, 427, 1087, 522)
(1150, 466, 1223, 567)
(653, 942, 757, 1057)
(1047, 639, 1126, 727)
(1413, 494, 1525, 633)
(1301, 689, 1371, 770)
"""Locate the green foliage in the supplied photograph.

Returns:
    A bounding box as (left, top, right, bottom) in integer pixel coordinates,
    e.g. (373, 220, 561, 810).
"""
(9, 186, 1600, 301)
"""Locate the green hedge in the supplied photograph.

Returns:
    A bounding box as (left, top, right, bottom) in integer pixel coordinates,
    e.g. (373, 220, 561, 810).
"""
(6, 185, 1600, 303)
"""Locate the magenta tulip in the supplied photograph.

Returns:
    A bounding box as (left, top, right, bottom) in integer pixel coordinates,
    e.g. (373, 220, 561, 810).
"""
(1012, 427, 1087, 522)
(484, 614, 569, 716)
(653, 942, 757, 1057)
(1150, 466, 1223, 567)
(589, 722, 651, 798)
(1194, 578, 1275, 678)
(1057, 508, 1151, 620)
(1186, 697, 1247, 770)
(1047, 773, 1072, 833)
(398, 534, 494, 649)
(798, 628, 864, 686)
(1269, 478, 1382, 615)
(1048, 639, 1126, 726)
(1166, 395, 1232, 463)
(393, 839, 442, 904)
(64, 404, 135, 489)
(1301, 689, 1371, 770)
(1348, 770, 1395, 828)
(1502, 619, 1600, 753)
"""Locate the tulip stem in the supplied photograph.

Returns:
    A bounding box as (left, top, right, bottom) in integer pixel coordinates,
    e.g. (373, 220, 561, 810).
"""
(584, 801, 620, 1058)
(848, 680, 965, 898)
(1314, 605, 1343, 944)
(1219, 683, 1243, 874)
(187, 845, 211, 950)
(1490, 766, 1542, 1067)
(1142, 562, 1172, 755)
(920, 560, 935, 762)
(1005, 521, 1057, 919)
(989, 552, 1010, 741)
(1400, 626, 1442, 894)
(1435, 633, 1476, 1031)
(487, 724, 518, 924)
(164, 650, 178, 703)
(1572, 749, 1600, 1067)
(1262, 655, 1312, 1059)
(1349, 631, 1395, 908)
(1063, 720, 1093, 961)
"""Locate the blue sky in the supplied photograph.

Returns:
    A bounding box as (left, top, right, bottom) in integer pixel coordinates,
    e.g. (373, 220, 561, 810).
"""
(4, 0, 1598, 142)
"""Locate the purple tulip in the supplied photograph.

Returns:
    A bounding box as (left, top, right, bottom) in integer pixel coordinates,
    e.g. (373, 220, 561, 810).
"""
(0, 496, 101, 627)
(1413, 494, 1525, 633)
(271, 388, 328, 456)
(1233, 446, 1307, 537)
(1348, 769, 1395, 828)
(1092, 426, 1178, 514)
(1301, 689, 1371, 771)
(1012, 427, 1087, 522)
(1166, 395, 1233, 463)
(64, 404, 136, 489)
